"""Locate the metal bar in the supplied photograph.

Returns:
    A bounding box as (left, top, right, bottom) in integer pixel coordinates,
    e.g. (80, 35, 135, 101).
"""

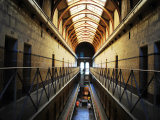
(37, 88, 44, 107)
(17, 72, 23, 84)
(113, 69, 121, 95)
(0, 72, 16, 99)
(28, 69, 38, 94)
(28, 93, 38, 111)
(130, 73, 155, 113)
(38, 69, 49, 101)
(36, 68, 39, 108)
(13, 70, 17, 120)
(48, 70, 54, 95)
(48, 68, 52, 98)
(119, 69, 122, 100)
(46, 68, 50, 98)
(120, 71, 132, 101)
(130, 70, 133, 108)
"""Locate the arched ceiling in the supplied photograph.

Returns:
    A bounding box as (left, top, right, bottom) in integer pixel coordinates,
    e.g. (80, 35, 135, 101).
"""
(56, 0, 120, 52)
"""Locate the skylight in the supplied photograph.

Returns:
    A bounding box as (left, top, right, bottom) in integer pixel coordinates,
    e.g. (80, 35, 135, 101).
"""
(72, 14, 85, 22)
(74, 21, 85, 27)
(87, 4, 103, 16)
(70, 5, 86, 15)
(86, 21, 98, 28)
(67, 0, 106, 45)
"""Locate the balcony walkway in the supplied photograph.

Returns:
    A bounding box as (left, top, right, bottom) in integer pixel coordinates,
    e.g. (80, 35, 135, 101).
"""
(72, 107, 95, 120)
(90, 83, 108, 120)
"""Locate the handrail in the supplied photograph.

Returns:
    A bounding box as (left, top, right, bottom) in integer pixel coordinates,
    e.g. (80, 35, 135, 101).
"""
(91, 67, 160, 73)
(0, 67, 78, 70)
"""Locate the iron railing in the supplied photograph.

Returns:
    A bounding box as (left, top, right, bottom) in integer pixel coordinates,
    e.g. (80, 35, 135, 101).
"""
(90, 67, 160, 120)
(0, 67, 79, 120)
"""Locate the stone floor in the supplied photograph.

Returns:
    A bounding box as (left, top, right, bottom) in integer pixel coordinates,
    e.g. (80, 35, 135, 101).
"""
(72, 107, 95, 120)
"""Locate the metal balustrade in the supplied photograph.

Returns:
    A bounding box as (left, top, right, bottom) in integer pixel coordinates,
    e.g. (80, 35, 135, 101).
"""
(0, 67, 79, 120)
(90, 67, 160, 120)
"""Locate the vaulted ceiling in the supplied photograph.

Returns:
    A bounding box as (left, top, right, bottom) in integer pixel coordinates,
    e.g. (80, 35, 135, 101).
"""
(55, 0, 120, 52)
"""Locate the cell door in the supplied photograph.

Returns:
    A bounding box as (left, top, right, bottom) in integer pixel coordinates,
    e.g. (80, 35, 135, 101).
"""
(154, 42, 160, 104)
(4, 36, 18, 103)
(139, 46, 148, 97)
(23, 43, 31, 93)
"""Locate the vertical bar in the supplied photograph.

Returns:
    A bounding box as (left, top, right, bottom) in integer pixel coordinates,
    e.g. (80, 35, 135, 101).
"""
(130, 70, 133, 108)
(119, 69, 122, 100)
(36, 68, 39, 107)
(48, 68, 50, 98)
(13, 69, 17, 120)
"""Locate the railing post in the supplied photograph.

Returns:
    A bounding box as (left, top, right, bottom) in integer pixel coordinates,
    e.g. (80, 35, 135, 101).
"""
(130, 70, 133, 108)
(119, 69, 122, 100)
(13, 69, 17, 120)
(37, 68, 39, 108)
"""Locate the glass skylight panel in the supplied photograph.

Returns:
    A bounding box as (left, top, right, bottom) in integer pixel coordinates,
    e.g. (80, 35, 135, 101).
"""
(81, 38, 94, 40)
(75, 27, 86, 32)
(78, 39, 93, 43)
(77, 34, 94, 39)
(86, 21, 98, 28)
(78, 39, 93, 42)
(74, 21, 85, 28)
(75, 22, 90, 28)
(75, 27, 96, 33)
(75, 26, 87, 31)
(67, 0, 80, 5)
(76, 31, 95, 36)
(74, 21, 85, 26)
(67, 0, 72, 2)
(77, 32, 89, 35)
(82, 36, 94, 39)
(94, 0, 106, 6)
(72, 14, 85, 22)
(78, 36, 94, 40)
(77, 35, 95, 41)
(100, 0, 106, 2)
(88, 32, 95, 36)
(86, 27, 96, 32)
(87, 14, 100, 22)
(87, 4, 103, 16)
(78, 37, 93, 40)
(70, 5, 86, 15)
